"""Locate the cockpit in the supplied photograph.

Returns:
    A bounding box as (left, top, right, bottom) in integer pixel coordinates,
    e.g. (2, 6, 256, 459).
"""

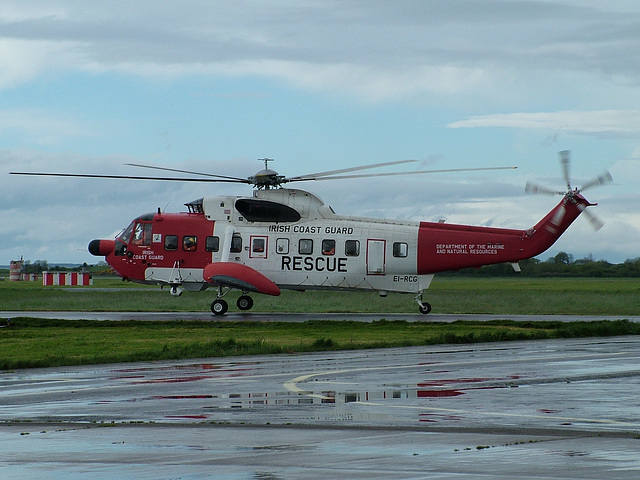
(116, 213, 155, 255)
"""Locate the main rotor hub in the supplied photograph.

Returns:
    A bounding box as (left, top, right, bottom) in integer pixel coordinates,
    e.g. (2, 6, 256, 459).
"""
(249, 159, 286, 189)
(250, 168, 284, 188)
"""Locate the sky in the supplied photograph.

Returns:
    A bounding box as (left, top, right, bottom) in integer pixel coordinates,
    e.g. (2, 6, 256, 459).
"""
(1, 0, 639, 266)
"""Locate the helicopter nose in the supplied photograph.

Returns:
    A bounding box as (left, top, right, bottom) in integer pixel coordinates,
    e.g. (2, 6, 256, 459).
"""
(88, 239, 115, 256)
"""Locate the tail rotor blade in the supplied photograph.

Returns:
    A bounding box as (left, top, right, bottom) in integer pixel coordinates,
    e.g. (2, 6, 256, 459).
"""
(525, 181, 562, 195)
(576, 203, 604, 231)
(579, 171, 613, 193)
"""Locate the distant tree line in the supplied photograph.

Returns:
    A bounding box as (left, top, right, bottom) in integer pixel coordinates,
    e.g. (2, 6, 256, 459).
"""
(441, 253, 640, 277)
(20, 260, 91, 273)
(11, 255, 640, 277)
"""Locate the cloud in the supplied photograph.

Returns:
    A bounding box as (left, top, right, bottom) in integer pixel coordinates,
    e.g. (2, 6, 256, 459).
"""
(0, 108, 92, 144)
(220, 61, 490, 102)
(0, 38, 74, 89)
(448, 110, 640, 138)
(1, 1, 640, 103)
(1, 2, 638, 265)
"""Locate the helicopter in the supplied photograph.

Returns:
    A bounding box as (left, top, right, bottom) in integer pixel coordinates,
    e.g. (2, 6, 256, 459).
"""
(11, 151, 611, 315)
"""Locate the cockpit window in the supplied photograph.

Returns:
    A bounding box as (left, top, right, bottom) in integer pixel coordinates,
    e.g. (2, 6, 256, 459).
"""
(133, 223, 144, 243)
(132, 222, 152, 246)
(119, 221, 136, 244)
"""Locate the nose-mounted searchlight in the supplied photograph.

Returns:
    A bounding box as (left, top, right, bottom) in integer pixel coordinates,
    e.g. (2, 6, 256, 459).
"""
(88, 239, 115, 257)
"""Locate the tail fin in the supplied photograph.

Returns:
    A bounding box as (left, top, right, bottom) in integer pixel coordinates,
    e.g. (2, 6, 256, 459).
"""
(520, 192, 594, 259)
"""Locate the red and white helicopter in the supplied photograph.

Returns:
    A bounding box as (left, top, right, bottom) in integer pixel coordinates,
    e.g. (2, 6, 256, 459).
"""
(13, 151, 611, 315)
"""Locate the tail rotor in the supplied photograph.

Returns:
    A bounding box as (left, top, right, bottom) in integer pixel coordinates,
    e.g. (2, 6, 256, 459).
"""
(525, 151, 612, 231)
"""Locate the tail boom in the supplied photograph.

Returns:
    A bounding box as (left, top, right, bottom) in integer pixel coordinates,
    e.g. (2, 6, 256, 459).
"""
(417, 194, 589, 274)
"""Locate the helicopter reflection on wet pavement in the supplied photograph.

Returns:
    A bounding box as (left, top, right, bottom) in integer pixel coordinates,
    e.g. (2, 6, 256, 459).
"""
(2, 337, 640, 479)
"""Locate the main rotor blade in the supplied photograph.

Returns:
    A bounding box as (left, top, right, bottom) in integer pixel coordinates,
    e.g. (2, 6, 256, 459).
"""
(559, 150, 571, 190)
(10, 172, 250, 183)
(579, 170, 613, 192)
(290, 166, 517, 182)
(287, 159, 418, 181)
(525, 181, 563, 195)
(126, 163, 247, 182)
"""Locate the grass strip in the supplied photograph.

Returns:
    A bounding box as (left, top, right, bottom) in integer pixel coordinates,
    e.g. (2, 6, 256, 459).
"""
(1, 318, 639, 370)
(1, 277, 639, 315)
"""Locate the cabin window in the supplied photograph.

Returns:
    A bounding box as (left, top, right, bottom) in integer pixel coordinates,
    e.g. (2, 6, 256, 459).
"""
(345, 240, 360, 257)
(250, 236, 268, 258)
(165, 235, 178, 251)
(252, 238, 265, 253)
(205, 236, 219, 252)
(234, 198, 301, 222)
(276, 238, 289, 254)
(299, 239, 313, 255)
(393, 242, 408, 258)
(322, 239, 335, 255)
(183, 235, 197, 251)
(230, 235, 243, 253)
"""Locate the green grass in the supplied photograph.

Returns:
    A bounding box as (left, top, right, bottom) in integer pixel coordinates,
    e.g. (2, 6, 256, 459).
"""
(1, 276, 639, 315)
(2, 318, 639, 370)
(1, 276, 638, 369)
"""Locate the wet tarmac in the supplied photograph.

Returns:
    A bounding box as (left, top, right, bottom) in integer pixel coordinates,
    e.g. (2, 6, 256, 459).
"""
(2, 310, 639, 323)
(2, 336, 640, 478)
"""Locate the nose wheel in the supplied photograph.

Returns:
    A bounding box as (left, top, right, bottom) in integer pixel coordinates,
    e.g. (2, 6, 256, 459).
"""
(415, 293, 432, 314)
(419, 302, 432, 314)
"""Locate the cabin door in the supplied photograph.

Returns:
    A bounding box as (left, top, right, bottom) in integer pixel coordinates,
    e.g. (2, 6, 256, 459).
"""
(366, 239, 386, 275)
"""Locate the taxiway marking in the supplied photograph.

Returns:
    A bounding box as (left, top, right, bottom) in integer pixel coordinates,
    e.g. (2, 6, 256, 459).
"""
(282, 350, 638, 425)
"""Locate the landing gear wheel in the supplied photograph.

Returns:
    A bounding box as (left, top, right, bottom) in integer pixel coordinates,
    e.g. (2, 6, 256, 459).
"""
(414, 293, 432, 315)
(237, 295, 254, 311)
(211, 299, 228, 316)
(419, 302, 432, 315)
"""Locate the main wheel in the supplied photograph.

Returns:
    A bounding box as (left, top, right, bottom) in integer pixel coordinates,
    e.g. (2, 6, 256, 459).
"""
(211, 299, 228, 316)
(237, 295, 254, 311)
(418, 302, 432, 314)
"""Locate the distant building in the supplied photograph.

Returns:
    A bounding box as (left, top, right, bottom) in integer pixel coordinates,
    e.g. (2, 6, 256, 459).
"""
(42, 272, 92, 286)
(9, 257, 25, 281)
(8, 258, 91, 284)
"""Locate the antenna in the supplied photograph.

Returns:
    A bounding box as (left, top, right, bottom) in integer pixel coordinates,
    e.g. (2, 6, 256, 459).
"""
(259, 158, 274, 170)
